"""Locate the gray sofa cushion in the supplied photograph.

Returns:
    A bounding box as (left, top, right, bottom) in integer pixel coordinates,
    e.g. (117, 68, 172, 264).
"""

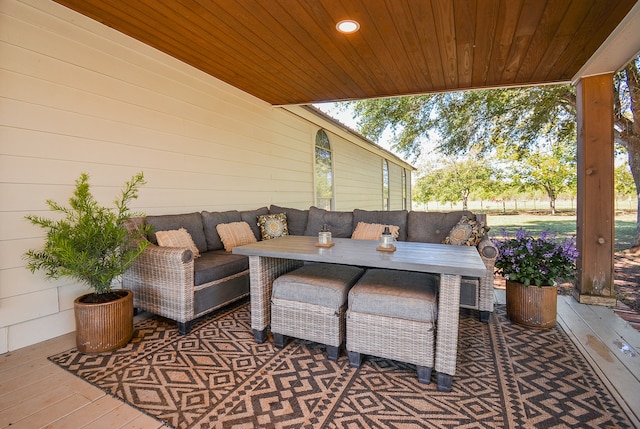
(240, 206, 269, 240)
(352, 209, 408, 241)
(146, 212, 207, 254)
(201, 210, 243, 251)
(272, 263, 364, 310)
(303, 206, 354, 238)
(348, 269, 438, 323)
(269, 205, 309, 236)
(193, 251, 249, 286)
(406, 210, 474, 243)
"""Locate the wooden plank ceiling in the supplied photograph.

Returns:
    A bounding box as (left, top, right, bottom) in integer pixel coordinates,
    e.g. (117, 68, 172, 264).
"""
(53, 0, 637, 106)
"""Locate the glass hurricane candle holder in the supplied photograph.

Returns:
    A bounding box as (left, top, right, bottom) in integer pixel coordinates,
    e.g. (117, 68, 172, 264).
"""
(377, 225, 396, 252)
(318, 224, 332, 245)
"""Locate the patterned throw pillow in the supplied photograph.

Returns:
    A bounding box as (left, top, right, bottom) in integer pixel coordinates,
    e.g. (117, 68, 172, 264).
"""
(443, 216, 489, 246)
(216, 221, 257, 252)
(351, 222, 400, 240)
(257, 213, 289, 240)
(155, 228, 201, 258)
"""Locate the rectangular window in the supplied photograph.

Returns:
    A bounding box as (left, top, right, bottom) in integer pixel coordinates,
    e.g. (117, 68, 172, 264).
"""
(382, 160, 389, 210)
(315, 130, 333, 210)
(402, 169, 407, 210)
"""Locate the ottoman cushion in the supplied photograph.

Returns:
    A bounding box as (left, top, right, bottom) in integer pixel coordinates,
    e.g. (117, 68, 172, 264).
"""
(349, 269, 438, 323)
(273, 263, 364, 310)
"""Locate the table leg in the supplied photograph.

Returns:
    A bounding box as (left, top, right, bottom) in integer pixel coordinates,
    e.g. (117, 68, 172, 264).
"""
(249, 256, 304, 343)
(435, 273, 461, 392)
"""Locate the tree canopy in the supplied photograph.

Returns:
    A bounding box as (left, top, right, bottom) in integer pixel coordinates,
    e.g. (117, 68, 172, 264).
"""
(339, 54, 640, 245)
(414, 158, 494, 210)
(345, 85, 576, 163)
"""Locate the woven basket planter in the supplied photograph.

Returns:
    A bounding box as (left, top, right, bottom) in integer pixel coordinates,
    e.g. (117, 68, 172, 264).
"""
(506, 280, 557, 329)
(74, 289, 134, 353)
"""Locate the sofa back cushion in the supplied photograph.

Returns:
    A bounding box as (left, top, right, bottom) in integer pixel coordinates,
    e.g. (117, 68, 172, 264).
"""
(202, 208, 268, 250)
(202, 210, 242, 251)
(269, 205, 308, 236)
(146, 212, 207, 253)
(352, 209, 408, 241)
(240, 207, 269, 240)
(406, 211, 474, 244)
(303, 206, 354, 238)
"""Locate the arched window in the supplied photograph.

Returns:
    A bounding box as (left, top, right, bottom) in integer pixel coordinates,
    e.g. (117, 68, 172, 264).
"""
(315, 130, 333, 210)
(382, 159, 389, 210)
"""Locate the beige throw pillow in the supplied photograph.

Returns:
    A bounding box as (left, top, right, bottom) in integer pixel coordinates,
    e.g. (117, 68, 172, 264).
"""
(216, 221, 257, 252)
(155, 228, 200, 258)
(351, 222, 400, 240)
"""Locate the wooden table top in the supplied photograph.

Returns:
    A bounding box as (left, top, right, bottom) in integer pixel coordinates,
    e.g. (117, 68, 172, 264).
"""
(233, 235, 486, 278)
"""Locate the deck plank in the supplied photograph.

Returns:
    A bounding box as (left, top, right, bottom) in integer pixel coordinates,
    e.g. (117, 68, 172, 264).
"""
(0, 366, 103, 420)
(0, 359, 65, 394)
(8, 393, 90, 429)
(123, 413, 165, 429)
(85, 403, 152, 429)
(0, 333, 75, 370)
(561, 296, 640, 375)
(557, 296, 640, 426)
(44, 396, 123, 429)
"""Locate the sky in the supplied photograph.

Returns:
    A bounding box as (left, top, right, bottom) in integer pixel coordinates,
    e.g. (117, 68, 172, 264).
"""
(313, 102, 398, 154)
(313, 102, 357, 128)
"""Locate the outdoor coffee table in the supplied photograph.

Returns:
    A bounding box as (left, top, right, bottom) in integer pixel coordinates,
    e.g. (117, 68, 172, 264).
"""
(233, 235, 486, 391)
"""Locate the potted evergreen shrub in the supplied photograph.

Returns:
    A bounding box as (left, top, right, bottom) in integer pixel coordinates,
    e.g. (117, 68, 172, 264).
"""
(493, 229, 578, 328)
(24, 172, 152, 353)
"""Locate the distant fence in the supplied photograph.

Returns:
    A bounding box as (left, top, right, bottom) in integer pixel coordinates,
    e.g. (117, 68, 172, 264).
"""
(412, 198, 638, 213)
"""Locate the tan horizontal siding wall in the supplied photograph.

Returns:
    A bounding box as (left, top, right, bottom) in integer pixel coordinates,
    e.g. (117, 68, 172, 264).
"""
(0, 0, 411, 352)
(328, 132, 383, 211)
(389, 161, 411, 210)
(315, 130, 411, 212)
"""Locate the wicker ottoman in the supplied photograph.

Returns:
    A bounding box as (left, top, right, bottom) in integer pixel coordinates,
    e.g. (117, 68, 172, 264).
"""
(271, 263, 364, 361)
(346, 269, 438, 384)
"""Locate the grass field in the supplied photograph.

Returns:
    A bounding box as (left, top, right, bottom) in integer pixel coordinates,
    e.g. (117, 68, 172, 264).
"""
(486, 212, 637, 251)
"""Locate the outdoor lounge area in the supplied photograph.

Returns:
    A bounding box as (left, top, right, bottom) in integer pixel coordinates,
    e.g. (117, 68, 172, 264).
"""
(2, 0, 640, 428)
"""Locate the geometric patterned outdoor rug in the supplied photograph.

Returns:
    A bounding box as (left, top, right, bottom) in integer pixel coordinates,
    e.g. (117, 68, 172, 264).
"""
(49, 299, 633, 428)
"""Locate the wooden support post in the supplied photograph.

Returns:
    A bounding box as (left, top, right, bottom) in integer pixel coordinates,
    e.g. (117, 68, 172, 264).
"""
(574, 74, 616, 306)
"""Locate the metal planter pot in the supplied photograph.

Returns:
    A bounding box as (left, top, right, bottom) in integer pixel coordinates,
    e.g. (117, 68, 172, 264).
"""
(74, 289, 134, 353)
(506, 280, 557, 329)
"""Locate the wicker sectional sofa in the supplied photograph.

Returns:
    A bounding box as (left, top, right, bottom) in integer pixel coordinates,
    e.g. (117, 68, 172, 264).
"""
(123, 205, 497, 334)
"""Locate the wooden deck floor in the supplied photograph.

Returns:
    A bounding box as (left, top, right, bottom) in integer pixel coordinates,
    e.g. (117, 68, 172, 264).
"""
(1, 295, 639, 428)
(557, 296, 640, 427)
(0, 314, 163, 429)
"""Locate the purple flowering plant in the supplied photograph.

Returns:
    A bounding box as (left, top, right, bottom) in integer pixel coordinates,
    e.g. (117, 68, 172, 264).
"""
(492, 229, 579, 287)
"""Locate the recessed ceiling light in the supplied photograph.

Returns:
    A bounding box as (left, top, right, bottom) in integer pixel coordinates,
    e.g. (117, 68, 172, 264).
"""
(336, 20, 360, 34)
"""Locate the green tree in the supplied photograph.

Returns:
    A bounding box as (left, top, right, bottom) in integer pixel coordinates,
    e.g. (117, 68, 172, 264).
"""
(504, 140, 576, 214)
(345, 85, 576, 162)
(615, 58, 640, 219)
(616, 162, 636, 205)
(490, 178, 521, 213)
(414, 159, 493, 210)
(342, 54, 640, 245)
(412, 172, 436, 209)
